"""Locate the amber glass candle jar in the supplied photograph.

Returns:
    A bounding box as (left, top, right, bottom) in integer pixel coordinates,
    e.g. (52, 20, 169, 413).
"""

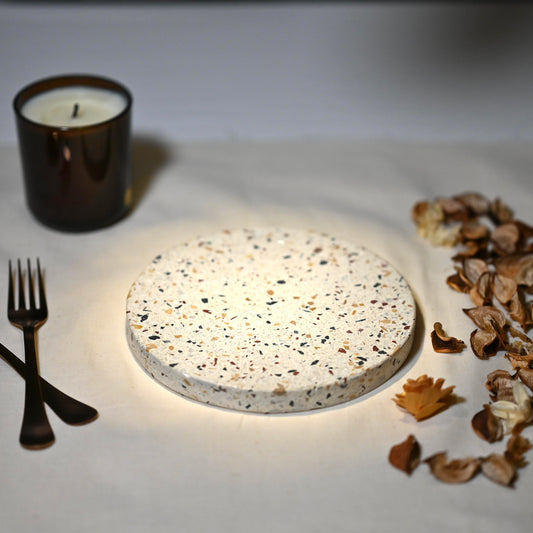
(13, 74, 133, 231)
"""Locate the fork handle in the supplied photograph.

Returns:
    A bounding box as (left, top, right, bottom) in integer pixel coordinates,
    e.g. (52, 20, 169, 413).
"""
(0, 342, 98, 426)
(19, 326, 55, 449)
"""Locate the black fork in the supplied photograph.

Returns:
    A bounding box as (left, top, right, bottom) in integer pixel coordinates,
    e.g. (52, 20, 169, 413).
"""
(8, 259, 54, 449)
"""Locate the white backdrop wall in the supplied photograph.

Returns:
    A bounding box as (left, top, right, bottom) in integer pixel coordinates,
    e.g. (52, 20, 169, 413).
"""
(2, 2, 533, 143)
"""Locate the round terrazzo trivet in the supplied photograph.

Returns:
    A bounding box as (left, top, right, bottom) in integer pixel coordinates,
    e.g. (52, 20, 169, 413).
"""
(126, 228, 416, 413)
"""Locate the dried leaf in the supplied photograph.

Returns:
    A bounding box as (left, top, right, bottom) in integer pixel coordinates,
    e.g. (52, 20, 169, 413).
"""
(425, 452, 481, 484)
(388, 434, 421, 475)
(481, 454, 516, 487)
(393, 375, 456, 421)
(431, 322, 466, 353)
(472, 405, 504, 442)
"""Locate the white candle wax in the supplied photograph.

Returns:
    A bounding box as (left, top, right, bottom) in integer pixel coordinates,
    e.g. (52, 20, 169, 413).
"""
(21, 86, 128, 128)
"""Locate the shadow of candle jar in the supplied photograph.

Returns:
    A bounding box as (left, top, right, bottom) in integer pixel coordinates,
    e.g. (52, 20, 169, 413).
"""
(13, 74, 133, 232)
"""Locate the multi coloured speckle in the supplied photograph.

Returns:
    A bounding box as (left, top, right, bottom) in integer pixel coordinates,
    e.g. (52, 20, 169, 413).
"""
(126, 228, 416, 413)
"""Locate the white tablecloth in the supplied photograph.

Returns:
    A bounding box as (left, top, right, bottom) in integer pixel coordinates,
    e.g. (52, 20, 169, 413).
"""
(0, 137, 531, 532)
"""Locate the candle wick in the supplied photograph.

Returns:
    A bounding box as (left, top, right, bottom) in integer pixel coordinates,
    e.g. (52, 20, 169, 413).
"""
(72, 103, 80, 118)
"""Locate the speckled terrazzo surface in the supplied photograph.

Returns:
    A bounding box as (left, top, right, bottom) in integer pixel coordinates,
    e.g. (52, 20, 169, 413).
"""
(126, 228, 416, 413)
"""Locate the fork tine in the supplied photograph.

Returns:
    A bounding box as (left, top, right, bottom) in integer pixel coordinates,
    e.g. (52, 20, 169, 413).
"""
(36, 259, 47, 314)
(27, 259, 36, 310)
(17, 259, 25, 310)
(8, 260, 14, 312)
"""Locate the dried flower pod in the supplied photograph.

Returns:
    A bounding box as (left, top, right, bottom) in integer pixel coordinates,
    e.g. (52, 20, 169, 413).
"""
(472, 405, 504, 442)
(470, 271, 493, 307)
(509, 288, 532, 332)
(518, 368, 533, 392)
(494, 253, 533, 288)
(470, 328, 501, 359)
(425, 452, 481, 484)
(505, 351, 533, 371)
(412, 200, 462, 247)
(455, 192, 491, 216)
(388, 434, 421, 475)
(436, 196, 470, 222)
(452, 240, 488, 260)
(486, 370, 517, 402)
(505, 433, 532, 467)
(393, 375, 456, 421)
(463, 306, 507, 331)
(491, 222, 521, 256)
(463, 257, 489, 286)
(490, 197, 514, 225)
(431, 322, 466, 353)
(489, 381, 533, 435)
(506, 325, 533, 351)
(514, 219, 533, 244)
(493, 274, 518, 307)
(446, 270, 472, 293)
(481, 454, 516, 487)
(461, 219, 490, 242)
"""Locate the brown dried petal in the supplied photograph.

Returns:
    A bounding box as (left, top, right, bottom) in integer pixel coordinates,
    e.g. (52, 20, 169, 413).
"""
(455, 192, 491, 216)
(506, 325, 533, 351)
(436, 196, 470, 221)
(505, 433, 532, 467)
(472, 405, 504, 442)
(452, 240, 488, 260)
(461, 219, 490, 242)
(470, 271, 493, 307)
(470, 328, 500, 359)
(518, 368, 533, 393)
(494, 253, 533, 287)
(411, 201, 433, 223)
(481, 454, 516, 487)
(491, 222, 521, 255)
(490, 197, 514, 225)
(388, 434, 421, 475)
(514, 219, 533, 242)
(486, 370, 517, 402)
(509, 288, 532, 332)
(425, 452, 481, 484)
(431, 322, 466, 353)
(505, 351, 533, 371)
(463, 257, 489, 285)
(463, 306, 507, 330)
(446, 270, 472, 293)
(493, 274, 518, 307)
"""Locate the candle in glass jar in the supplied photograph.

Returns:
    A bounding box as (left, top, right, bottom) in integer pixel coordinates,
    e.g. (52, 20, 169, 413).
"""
(21, 86, 128, 128)
(13, 74, 132, 231)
